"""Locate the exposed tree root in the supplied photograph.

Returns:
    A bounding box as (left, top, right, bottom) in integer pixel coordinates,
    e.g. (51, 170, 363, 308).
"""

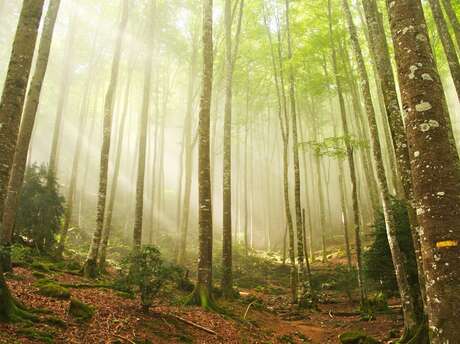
(82, 258, 98, 278)
(185, 285, 219, 312)
(398, 321, 429, 344)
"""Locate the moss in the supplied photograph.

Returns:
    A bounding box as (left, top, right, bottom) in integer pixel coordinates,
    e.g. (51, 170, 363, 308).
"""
(30, 262, 52, 273)
(32, 271, 48, 279)
(185, 285, 220, 311)
(116, 291, 135, 299)
(37, 283, 71, 299)
(69, 298, 94, 321)
(339, 331, 379, 344)
(17, 327, 54, 343)
(44, 316, 67, 328)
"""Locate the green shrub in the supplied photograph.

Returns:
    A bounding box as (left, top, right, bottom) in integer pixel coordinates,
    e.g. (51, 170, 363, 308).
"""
(363, 199, 419, 296)
(15, 165, 64, 253)
(120, 246, 167, 311)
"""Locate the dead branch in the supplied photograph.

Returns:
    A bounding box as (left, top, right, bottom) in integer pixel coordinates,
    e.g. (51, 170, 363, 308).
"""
(168, 314, 217, 335)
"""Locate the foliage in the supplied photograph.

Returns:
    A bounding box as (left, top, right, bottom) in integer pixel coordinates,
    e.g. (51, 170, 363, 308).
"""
(301, 135, 369, 159)
(119, 246, 168, 311)
(15, 165, 64, 253)
(363, 199, 419, 296)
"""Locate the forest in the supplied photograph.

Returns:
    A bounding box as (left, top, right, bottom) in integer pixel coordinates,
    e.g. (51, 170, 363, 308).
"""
(0, 0, 459, 343)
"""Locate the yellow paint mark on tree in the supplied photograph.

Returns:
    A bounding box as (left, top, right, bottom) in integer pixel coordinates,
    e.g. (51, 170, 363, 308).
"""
(436, 240, 458, 248)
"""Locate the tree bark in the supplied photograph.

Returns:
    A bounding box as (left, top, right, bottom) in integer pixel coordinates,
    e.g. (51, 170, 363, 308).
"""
(1, 0, 60, 270)
(387, 0, 460, 341)
(83, 0, 128, 277)
(362, 0, 426, 333)
(344, 0, 420, 331)
(187, 0, 215, 309)
(0, 0, 44, 220)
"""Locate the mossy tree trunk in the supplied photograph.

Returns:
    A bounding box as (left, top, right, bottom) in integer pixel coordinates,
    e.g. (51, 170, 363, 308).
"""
(1, 0, 60, 270)
(441, 0, 460, 52)
(0, 0, 44, 223)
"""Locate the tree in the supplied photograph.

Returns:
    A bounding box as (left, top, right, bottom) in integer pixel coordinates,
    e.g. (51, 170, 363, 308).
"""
(327, 0, 367, 306)
(386, 0, 460, 342)
(222, 0, 244, 299)
(48, 12, 77, 174)
(0, 0, 45, 220)
(361, 0, 426, 338)
(428, 0, 460, 103)
(1, 0, 61, 270)
(441, 0, 460, 52)
(83, 0, 129, 277)
(186, 0, 215, 309)
(133, 1, 156, 250)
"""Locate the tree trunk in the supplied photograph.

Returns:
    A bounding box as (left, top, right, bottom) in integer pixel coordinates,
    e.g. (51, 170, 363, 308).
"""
(48, 13, 77, 174)
(83, 0, 128, 278)
(133, 2, 155, 250)
(0, 0, 44, 220)
(362, 0, 427, 335)
(387, 0, 460, 341)
(441, 0, 460, 52)
(187, 0, 215, 309)
(56, 78, 90, 257)
(328, 0, 367, 306)
(1, 0, 60, 270)
(344, 0, 420, 331)
(428, 0, 460, 103)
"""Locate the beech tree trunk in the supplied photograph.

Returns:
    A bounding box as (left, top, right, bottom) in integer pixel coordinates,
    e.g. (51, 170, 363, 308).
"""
(1, 0, 60, 270)
(428, 0, 460, 103)
(344, 0, 420, 332)
(362, 0, 426, 333)
(98, 70, 132, 268)
(83, 0, 128, 277)
(0, 0, 44, 220)
(187, 0, 215, 309)
(328, 0, 367, 306)
(48, 13, 77, 174)
(177, 26, 198, 265)
(133, 2, 155, 250)
(387, 0, 460, 341)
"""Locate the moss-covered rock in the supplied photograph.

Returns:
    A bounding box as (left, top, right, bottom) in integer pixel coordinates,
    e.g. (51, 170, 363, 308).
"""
(37, 282, 71, 299)
(339, 331, 380, 344)
(69, 298, 94, 321)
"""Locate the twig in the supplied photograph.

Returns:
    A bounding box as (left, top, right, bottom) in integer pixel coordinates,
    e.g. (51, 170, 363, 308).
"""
(328, 310, 334, 319)
(114, 334, 136, 344)
(168, 314, 217, 335)
(243, 301, 257, 320)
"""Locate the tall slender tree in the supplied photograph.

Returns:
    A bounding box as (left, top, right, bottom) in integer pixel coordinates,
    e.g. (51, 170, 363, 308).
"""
(133, 1, 156, 250)
(222, 0, 244, 299)
(441, 0, 460, 51)
(387, 0, 460, 341)
(48, 12, 77, 174)
(1, 0, 61, 270)
(0, 0, 45, 321)
(428, 0, 460, 102)
(83, 0, 129, 277)
(187, 0, 215, 309)
(327, 0, 367, 306)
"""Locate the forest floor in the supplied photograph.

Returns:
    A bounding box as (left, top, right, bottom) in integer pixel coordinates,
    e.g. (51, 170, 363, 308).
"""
(0, 254, 403, 344)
